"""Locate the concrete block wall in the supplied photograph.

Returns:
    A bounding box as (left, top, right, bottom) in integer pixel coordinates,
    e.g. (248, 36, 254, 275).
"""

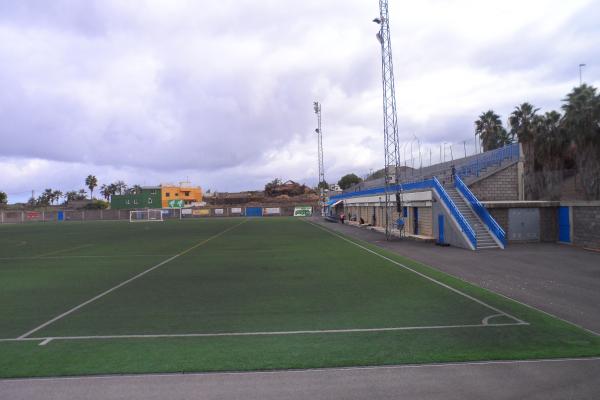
(488, 208, 508, 232)
(469, 163, 519, 201)
(432, 201, 472, 250)
(572, 206, 600, 250)
(540, 208, 558, 242)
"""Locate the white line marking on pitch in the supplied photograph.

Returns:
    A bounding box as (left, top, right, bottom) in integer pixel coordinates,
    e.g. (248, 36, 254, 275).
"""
(0, 322, 525, 344)
(33, 244, 93, 258)
(482, 314, 504, 325)
(306, 221, 600, 337)
(38, 338, 53, 346)
(0, 254, 175, 261)
(306, 220, 527, 326)
(17, 219, 248, 340)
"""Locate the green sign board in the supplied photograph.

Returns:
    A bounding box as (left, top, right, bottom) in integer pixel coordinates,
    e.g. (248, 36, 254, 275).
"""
(167, 200, 184, 208)
(293, 206, 313, 217)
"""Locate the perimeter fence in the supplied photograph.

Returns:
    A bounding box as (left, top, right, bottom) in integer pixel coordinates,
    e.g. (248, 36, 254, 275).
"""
(0, 205, 315, 224)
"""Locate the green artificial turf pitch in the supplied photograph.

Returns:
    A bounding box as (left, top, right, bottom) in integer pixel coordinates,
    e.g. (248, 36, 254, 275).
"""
(0, 217, 599, 378)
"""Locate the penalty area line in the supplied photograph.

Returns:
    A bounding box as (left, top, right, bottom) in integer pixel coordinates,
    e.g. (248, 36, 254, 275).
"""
(0, 321, 526, 344)
(305, 220, 528, 326)
(17, 219, 249, 340)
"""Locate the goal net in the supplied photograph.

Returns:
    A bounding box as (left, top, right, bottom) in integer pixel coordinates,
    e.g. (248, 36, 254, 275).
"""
(129, 209, 164, 222)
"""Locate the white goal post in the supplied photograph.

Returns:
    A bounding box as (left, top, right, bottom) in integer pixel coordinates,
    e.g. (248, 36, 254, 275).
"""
(129, 209, 164, 222)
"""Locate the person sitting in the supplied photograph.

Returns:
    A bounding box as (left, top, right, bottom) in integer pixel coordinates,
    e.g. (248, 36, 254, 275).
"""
(396, 218, 405, 234)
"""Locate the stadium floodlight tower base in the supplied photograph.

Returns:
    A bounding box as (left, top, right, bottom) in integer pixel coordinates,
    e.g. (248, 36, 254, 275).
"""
(375, 0, 402, 240)
(129, 209, 163, 222)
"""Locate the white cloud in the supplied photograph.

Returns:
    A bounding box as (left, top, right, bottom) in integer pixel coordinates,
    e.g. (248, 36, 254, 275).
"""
(0, 0, 599, 203)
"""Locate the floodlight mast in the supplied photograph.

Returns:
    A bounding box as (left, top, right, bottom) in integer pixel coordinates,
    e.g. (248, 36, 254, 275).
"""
(374, 0, 402, 240)
(314, 101, 325, 214)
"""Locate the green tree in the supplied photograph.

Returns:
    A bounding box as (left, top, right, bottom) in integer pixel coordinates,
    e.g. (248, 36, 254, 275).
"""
(509, 103, 540, 144)
(317, 181, 329, 190)
(113, 181, 127, 195)
(85, 175, 98, 199)
(533, 111, 567, 199)
(562, 84, 600, 199)
(36, 188, 54, 206)
(509, 103, 540, 199)
(127, 185, 142, 195)
(264, 178, 282, 196)
(52, 190, 63, 205)
(338, 173, 362, 190)
(100, 184, 111, 201)
(0, 191, 7, 206)
(475, 110, 510, 151)
(65, 191, 79, 203)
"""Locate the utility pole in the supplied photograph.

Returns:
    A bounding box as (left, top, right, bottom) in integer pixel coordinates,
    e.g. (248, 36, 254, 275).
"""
(374, 0, 401, 240)
(579, 63, 586, 85)
(313, 101, 325, 215)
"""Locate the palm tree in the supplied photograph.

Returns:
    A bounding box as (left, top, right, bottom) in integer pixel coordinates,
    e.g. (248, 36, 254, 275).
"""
(127, 185, 142, 195)
(475, 110, 508, 151)
(509, 103, 540, 144)
(100, 184, 111, 201)
(533, 111, 566, 199)
(85, 175, 98, 199)
(42, 188, 54, 206)
(509, 103, 540, 199)
(113, 181, 127, 195)
(65, 191, 79, 203)
(52, 190, 63, 205)
(562, 84, 600, 199)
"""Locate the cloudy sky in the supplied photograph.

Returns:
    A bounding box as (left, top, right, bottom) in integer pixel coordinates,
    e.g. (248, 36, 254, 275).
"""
(1, 0, 599, 202)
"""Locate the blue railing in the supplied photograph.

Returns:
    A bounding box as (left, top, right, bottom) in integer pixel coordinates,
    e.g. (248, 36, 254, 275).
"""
(457, 143, 519, 180)
(455, 175, 506, 247)
(329, 176, 481, 249)
(330, 179, 433, 201)
(432, 177, 477, 249)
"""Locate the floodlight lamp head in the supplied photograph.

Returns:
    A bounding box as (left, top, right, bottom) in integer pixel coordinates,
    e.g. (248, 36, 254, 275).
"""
(373, 18, 381, 24)
(313, 101, 320, 114)
(315, 128, 320, 133)
(376, 32, 383, 45)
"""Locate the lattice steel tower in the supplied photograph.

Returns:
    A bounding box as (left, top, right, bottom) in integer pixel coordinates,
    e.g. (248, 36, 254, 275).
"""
(314, 101, 325, 212)
(374, 0, 401, 239)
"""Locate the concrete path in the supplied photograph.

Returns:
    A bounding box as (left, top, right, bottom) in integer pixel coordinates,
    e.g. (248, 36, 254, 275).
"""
(2, 358, 599, 400)
(314, 219, 600, 335)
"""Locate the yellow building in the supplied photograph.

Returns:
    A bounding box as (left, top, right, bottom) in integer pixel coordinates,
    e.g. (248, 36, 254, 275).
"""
(161, 183, 203, 208)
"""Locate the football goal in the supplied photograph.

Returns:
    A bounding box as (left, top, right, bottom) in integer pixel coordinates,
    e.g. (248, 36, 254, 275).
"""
(129, 209, 164, 222)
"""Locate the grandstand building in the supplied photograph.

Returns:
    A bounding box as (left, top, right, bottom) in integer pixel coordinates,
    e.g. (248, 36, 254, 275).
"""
(328, 143, 539, 250)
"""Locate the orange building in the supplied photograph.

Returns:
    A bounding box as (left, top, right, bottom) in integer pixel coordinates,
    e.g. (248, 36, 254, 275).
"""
(161, 183, 203, 208)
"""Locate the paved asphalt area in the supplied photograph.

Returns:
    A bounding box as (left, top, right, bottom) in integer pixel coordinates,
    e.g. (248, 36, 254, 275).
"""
(2, 358, 600, 400)
(2, 219, 599, 400)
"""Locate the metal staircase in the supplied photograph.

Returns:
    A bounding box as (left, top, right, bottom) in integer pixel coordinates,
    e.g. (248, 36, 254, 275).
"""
(444, 186, 500, 249)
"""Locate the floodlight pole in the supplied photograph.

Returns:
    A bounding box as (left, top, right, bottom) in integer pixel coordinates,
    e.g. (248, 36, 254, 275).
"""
(314, 101, 325, 214)
(579, 63, 586, 85)
(374, 0, 401, 240)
